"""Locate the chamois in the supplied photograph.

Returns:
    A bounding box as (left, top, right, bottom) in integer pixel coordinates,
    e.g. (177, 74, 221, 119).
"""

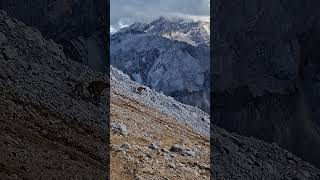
(87, 81, 108, 104)
(136, 86, 146, 95)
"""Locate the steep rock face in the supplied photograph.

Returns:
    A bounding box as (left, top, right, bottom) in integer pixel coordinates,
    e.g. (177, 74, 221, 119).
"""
(111, 17, 210, 112)
(213, 0, 320, 168)
(0, 10, 108, 179)
(0, 0, 108, 72)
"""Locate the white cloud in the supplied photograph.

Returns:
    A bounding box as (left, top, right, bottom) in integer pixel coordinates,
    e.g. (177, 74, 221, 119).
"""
(111, 0, 209, 31)
(118, 20, 130, 29)
(110, 26, 117, 34)
(166, 12, 210, 22)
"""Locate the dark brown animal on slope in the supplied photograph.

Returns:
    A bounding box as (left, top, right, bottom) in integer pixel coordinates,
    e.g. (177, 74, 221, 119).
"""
(136, 86, 146, 95)
(87, 81, 108, 104)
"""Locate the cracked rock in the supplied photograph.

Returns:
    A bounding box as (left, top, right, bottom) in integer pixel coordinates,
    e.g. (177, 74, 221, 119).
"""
(111, 122, 128, 136)
(170, 144, 184, 153)
(148, 143, 158, 150)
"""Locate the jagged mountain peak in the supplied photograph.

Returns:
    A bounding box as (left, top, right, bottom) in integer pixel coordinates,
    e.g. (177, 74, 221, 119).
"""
(112, 16, 209, 46)
(150, 16, 168, 23)
(148, 17, 210, 46)
(117, 22, 149, 34)
(110, 16, 210, 112)
(148, 16, 191, 26)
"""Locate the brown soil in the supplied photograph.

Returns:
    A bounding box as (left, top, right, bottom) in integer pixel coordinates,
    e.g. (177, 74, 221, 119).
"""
(110, 93, 210, 180)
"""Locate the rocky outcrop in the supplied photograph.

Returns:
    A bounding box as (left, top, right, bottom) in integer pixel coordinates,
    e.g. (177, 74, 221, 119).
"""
(111, 65, 320, 179)
(111, 17, 210, 112)
(213, 0, 320, 168)
(0, 0, 108, 72)
(0, 10, 108, 179)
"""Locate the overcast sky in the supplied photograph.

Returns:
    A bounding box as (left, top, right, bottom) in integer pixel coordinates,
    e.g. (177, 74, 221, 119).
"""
(110, 0, 210, 33)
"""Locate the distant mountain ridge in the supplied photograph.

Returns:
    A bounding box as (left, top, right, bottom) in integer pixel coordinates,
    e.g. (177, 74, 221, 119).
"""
(110, 17, 210, 112)
(114, 16, 209, 46)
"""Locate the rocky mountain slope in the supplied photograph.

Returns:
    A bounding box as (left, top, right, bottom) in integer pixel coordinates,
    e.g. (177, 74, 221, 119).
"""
(0, 9, 320, 179)
(212, 0, 320, 168)
(0, 0, 108, 72)
(111, 66, 320, 180)
(0, 10, 108, 179)
(110, 17, 210, 112)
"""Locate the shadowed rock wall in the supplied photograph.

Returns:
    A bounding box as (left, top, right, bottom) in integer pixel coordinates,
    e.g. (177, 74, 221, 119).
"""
(212, 0, 320, 168)
(0, 0, 108, 72)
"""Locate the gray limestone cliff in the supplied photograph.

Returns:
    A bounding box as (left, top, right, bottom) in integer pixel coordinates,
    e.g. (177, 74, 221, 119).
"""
(111, 17, 210, 112)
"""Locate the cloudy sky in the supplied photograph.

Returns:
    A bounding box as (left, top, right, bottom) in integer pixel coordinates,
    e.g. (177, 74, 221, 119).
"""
(110, 0, 210, 33)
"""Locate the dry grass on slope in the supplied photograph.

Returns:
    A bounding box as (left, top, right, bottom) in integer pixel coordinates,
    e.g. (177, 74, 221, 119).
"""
(110, 93, 210, 180)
